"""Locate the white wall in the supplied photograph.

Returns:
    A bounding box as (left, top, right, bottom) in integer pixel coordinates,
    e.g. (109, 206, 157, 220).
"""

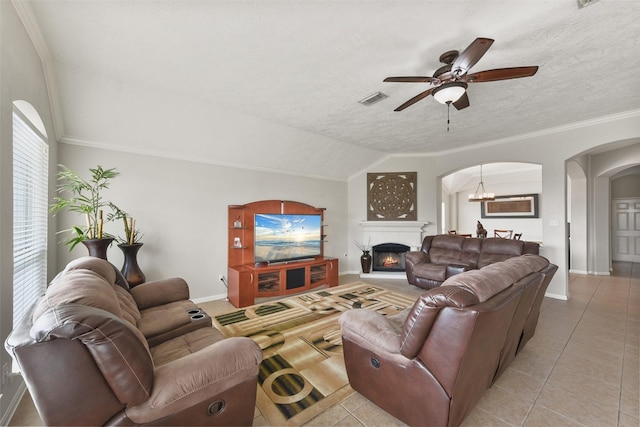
(57, 143, 348, 300)
(347, 155, 440, 273)
(587, 141, 640, 273)
(0, 2, 59, 422)
(567, 160, 588, 274)
(348, 112, 640, 299)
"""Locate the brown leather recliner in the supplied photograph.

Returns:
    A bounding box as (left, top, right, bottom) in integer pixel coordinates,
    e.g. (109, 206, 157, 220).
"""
(339, 254, 557, 427)
(5, 257, 262, 426)
(405, 234, 540, 289)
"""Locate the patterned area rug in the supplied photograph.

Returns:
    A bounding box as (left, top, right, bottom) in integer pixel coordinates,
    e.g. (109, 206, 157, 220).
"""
(212, 282, 417, 426)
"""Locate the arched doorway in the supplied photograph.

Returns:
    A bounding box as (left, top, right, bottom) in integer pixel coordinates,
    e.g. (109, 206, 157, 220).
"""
(441, 162, 542, 241)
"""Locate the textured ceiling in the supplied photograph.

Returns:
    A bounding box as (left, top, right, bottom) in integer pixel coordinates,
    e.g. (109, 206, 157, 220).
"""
(20, 0, 640, 179)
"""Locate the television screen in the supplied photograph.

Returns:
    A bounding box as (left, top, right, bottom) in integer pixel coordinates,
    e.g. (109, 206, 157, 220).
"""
(255, 213, 322, 263)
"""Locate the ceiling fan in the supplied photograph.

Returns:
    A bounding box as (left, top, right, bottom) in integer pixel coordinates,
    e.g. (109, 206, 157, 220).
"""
(384, 38, 538, 112)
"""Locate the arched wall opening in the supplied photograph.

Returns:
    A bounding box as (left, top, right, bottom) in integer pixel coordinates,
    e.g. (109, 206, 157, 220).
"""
(568, 139, 640, 275)
(441, 162, 542, 241)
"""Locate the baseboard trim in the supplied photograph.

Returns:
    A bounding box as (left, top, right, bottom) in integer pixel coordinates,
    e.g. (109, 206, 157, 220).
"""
(0, 381, 26, 427)
(191, 293, 228, 304)
(359, 272, 407, 280)
(544, 292, 569, 301)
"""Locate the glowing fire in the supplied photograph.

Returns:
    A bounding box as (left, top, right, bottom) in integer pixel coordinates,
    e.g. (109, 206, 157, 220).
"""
(383, 255, 399, 267)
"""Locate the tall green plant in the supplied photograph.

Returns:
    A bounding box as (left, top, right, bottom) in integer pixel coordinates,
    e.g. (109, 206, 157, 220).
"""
(50, 164, 120, 250)
(109, 205, 144, 245)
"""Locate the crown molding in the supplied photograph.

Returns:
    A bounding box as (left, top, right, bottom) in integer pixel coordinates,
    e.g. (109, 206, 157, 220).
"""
(348, 108, 640, 181)
(11, 0, 65, 141)
(397, 108, 640, 160)
(59, 136, 347, 182)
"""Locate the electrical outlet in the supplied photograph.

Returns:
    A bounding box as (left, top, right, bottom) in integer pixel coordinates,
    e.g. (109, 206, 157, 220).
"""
(218, 274, 225, 282)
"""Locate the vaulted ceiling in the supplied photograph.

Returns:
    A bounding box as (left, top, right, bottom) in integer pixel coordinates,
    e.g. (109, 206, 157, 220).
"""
(17, 0, 640, 180)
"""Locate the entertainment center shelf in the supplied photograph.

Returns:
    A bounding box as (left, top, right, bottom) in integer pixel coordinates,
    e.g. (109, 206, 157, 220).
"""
(227, 200, 338, 308)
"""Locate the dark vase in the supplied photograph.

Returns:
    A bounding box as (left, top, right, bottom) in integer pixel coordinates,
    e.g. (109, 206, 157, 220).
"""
(360, 250, 372, 274)
(118, 243, 146, 287)
(81, 238, 114, 260)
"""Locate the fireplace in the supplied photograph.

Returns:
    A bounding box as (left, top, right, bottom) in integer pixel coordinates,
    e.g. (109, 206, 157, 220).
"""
(358, 220, 428, 278)
(372, 243, 410, 272)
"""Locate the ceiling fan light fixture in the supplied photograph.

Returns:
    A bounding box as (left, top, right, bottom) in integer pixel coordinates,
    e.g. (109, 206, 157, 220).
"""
(432, 82, 467, 104)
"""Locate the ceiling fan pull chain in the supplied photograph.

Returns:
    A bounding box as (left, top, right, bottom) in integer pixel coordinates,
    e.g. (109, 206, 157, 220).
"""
(447, 102, 451, 132)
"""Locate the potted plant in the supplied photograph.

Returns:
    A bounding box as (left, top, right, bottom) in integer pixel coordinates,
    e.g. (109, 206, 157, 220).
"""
(50, 164, 120, 259)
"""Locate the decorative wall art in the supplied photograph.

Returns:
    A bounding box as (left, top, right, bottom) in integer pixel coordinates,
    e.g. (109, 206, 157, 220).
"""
(481, 194, 539, 218)
(367, 172, 417, 221)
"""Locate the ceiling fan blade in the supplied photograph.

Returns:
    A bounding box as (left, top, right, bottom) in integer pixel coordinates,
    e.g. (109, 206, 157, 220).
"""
(452, 38, 494, 76)
(393, 88, 435, 111)
(453, 92, 470, 110)
(384, 76, 439, 83)
(465, 66, 539, 82)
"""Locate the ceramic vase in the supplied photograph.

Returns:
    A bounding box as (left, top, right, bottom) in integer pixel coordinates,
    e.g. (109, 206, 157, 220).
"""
(118, 243, 146, 287)
(81, 238, 114, 260)
(360, 250, 372, 273)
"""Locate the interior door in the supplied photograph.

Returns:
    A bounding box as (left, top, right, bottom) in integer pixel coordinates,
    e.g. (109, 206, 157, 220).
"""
(612, 198, 640, 262)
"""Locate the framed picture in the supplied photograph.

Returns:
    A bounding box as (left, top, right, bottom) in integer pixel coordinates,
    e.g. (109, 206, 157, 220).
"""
(367, 172, 417, 221)
(481, 194, 539, 218)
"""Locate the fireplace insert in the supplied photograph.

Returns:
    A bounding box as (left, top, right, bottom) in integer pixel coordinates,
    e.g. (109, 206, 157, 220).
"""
(372, 243, 410, 272)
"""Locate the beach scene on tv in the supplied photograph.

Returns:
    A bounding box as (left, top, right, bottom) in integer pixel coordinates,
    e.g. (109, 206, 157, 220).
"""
(255, 214, 322, 263)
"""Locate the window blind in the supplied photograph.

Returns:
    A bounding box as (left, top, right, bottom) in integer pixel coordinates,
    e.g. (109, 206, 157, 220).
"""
(13, 108, 48, 326)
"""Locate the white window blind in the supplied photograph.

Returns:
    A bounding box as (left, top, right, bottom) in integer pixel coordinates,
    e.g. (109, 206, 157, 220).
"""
(13, 108, 48, 326)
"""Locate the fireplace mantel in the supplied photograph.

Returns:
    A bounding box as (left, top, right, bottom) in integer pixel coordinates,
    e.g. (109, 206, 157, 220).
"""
(357, 221, 429, 251)
(357, 220, 429, 279)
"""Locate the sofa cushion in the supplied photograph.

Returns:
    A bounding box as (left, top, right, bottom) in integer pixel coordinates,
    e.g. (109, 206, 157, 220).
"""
(34, 270, 122, 321)
(442, 254, 549, 302)
(150, 327, 226, 367)
(114, 285, 141, 326)
(62, 256, 117, 284)
(477, 238, 524, 268)
(460, 238, 482, 268)
(428, 235, 465, 265)
(400, 287, 479, 358)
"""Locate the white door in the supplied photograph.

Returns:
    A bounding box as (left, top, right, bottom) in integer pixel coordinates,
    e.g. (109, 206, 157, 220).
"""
(612, 198, 640, 262)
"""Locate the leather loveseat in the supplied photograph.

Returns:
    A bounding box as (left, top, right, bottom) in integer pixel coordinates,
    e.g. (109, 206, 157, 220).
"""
(5, 257, 262, 426)
(405, 234, 540, 289)
(339, 254, 557, 427)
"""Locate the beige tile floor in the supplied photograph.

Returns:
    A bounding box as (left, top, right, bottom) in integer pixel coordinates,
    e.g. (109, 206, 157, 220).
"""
(9, 263, 639, 426)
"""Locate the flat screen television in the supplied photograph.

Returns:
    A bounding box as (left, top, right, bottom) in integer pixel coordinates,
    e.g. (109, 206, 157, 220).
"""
(254, 213, 322, 264)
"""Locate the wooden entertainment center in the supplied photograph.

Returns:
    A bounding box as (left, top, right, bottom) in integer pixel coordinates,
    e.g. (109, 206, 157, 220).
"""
(227, 200, 338, 307)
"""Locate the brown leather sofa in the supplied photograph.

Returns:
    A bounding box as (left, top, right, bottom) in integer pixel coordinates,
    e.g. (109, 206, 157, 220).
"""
(405, 234, 540, 289)
(5, 257, 262, 426)
(340, 254, 557, 427)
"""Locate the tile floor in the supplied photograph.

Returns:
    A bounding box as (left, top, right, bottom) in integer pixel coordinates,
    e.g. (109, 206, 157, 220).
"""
(8, 263, 639, 426)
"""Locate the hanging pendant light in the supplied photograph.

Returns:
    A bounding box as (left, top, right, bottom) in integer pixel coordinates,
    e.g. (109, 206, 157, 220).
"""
(468, 164, 495, 202)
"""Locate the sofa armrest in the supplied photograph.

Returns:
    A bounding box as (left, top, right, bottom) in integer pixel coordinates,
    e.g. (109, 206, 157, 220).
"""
(125, 337, 262, 424)
(130, 278, 190, 310)
(405, 251, 429, 266)
(137, 307, 193, 338)
(446, 263, 470, 278)
(339, 310, 401, 354)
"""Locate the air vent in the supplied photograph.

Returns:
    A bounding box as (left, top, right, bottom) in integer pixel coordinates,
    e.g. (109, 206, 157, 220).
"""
(359, 91, 388, 106)
(577, 0, 600, 8)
